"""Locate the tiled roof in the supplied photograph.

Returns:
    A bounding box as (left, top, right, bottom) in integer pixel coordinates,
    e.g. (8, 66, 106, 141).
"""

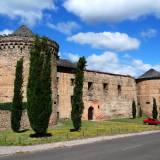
(12, 25, 34, 37)
(137, 69, 160, 80)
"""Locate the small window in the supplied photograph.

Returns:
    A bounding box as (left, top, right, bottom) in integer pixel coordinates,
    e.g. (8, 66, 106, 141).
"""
(56, 77, 59, 84)
(88, 82, 93, 91)
(57, 95, 59, 105)
(57, 112, 59, 119)
(71, 96, 74, 103)
(70, 78, 75, 86)
(103, 83, 108, 91)
(118, 85, 121, 96)
(146, 102, 150, 104)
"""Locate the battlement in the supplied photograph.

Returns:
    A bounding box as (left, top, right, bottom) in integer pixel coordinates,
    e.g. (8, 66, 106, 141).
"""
(0, 25, 59, 56)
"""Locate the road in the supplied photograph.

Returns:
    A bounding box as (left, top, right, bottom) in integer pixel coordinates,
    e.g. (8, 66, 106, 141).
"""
(1, 132, 160, 160)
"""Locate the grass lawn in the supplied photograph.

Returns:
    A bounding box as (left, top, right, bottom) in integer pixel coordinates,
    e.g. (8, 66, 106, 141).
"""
(0, 117, 160, 146)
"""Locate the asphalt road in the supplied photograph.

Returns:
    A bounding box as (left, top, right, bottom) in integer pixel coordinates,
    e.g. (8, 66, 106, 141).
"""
(1, 132, 160, 160)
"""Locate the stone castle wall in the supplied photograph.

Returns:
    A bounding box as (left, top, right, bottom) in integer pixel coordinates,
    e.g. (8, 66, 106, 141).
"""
(137, 79, 160, 118)
(57, 70, 137, 120)
(0, 34, 59, 128)
(0, 110, 30, 131)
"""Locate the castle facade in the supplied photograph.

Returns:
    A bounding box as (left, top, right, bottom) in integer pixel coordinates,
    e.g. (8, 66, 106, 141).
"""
(0, 26, 159, 125)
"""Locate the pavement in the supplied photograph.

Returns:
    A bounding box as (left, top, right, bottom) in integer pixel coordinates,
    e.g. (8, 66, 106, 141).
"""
(0, 130, 160, 160)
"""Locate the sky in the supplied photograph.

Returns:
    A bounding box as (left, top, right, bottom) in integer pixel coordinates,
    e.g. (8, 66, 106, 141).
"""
(0, 0, 160, 77)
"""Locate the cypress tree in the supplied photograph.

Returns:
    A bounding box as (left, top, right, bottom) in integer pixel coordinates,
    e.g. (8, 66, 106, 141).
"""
(152, 98, 158, 119)
(11, 58, 23, 132)
(132, 100, 136, 119)
(71, 57, 86, 131)
(27, 37, 52, 136)
(139, 106, 142, 118)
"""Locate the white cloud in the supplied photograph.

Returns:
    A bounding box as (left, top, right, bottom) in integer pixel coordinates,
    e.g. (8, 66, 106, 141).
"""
(0, 0, 56, 26)
(141, 28, 158, 38)
(64, 0, 160, 23)
(67, 32, 140, 52)
(47, 21, 80, 35)
(0, 29, 13, 35)
(66, 51, 160, 77)
(68, 53, 80, 62)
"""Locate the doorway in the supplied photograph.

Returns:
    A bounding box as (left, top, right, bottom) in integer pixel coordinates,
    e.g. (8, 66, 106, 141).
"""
(88, 107, 94, 120)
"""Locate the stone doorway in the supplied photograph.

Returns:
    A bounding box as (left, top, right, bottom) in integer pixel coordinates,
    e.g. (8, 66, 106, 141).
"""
(88, 107, 94, 120)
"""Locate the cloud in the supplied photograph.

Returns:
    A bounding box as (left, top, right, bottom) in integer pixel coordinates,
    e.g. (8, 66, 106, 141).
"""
(64, 0, 160, 23)
(0, 29, 13, 35)
(65, 51, 160, 77)
(0, 0, 56, 26)
(67, 53, 80, 62)
(67, 32, 140, 52)
(47, 21, 80, 35)
(141, 28, 158, 38)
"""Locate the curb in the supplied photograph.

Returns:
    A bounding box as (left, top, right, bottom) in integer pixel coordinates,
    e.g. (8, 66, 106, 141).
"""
(0, 130, 160, 156)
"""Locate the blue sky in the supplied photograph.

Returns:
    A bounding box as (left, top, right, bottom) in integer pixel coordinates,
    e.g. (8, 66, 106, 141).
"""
(0, 0, 160, 77)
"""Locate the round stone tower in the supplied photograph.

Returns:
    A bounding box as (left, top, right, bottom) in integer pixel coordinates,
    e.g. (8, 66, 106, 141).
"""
(0, 25, 59, 124)
(136, 69, 160, 118)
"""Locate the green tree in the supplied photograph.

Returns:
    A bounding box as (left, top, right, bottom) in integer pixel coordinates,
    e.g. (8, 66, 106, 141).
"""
(152, 98, 158, 119)
(27, 37, 52, 136)
(139, 106, 142, 117)
(11, 58, 23, 132)
(71, 57, 86, 131)
(132, 100, 137, 119)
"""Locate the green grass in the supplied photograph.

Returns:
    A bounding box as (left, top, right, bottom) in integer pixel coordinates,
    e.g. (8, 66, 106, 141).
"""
(0, 118, 160, 146)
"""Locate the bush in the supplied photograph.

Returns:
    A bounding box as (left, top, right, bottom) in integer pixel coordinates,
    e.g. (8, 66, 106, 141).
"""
(0, 102, 27, 111)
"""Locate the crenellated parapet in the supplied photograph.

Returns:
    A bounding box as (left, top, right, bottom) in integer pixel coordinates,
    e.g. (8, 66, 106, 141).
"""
(0, 26, 59, 57)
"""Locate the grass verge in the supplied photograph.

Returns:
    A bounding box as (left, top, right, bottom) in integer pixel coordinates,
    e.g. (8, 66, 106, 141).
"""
(0, 118, 159, 146)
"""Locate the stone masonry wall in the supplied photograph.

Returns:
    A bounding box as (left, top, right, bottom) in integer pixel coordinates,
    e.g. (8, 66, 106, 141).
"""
(137, 79, 160, 118)
(0, 35, 59, 129)
(57, 70, 137, 120)
(0, 110, 30, 131)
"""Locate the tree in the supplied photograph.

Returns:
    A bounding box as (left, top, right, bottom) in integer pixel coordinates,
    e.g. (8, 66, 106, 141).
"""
(11, 58, 23, 132)
(132, 100, 136, 119)
(152, 98, 158, 119)
(71, 57, 86, 131)
(27, 37, 52, 136)
(139, 106, 142, 117)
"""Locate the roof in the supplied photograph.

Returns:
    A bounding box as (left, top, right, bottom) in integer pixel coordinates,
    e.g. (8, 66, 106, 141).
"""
(57, 59, 77, 69)
(137, 69, 160, 80)
(12, 25, 34, 37)
(57, 59, 133, 78)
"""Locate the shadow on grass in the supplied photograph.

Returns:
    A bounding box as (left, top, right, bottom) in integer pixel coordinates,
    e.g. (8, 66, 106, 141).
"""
(70, 128, 79, 132)
(30, 133, 52, 138)
(17, 129, 29, 133)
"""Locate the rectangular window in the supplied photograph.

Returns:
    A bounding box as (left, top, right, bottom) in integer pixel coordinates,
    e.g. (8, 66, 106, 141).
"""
(56, 77, 59, 84)
(70, 78, 75, 86)
(57, 112, 59, 119)
(71, 96, 73, 104)
(103, 83, 108, 91)
(88, 82, 93, 91)
(118, 85, 122, 96)
(57, 95, 59, 105)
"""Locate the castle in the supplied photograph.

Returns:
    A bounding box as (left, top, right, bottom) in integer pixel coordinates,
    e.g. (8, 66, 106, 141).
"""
(0, 26, 160, 129)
